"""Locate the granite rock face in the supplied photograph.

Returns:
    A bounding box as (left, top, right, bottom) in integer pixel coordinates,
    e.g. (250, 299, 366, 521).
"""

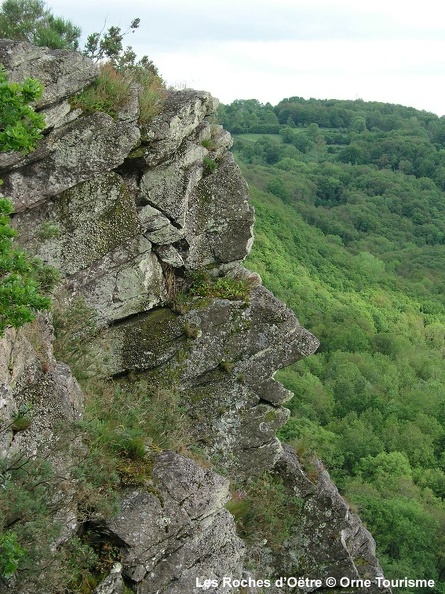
(0, 315, 83, 460)
(270, 447, 391, 594)
(0, 39, 98, 111)
(103, 452, 244, 594)
(1, 112, 141, 211)
(0, 40, 391, 593)
(0, 321, 244, 594)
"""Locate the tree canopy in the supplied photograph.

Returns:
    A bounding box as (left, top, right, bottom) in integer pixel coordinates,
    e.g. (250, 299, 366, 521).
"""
(0, 0, 81, 49)
(220, 96, 445, 592)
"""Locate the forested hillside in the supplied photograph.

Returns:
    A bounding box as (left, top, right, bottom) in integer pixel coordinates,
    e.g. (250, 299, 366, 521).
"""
(218, 97, 445, 592)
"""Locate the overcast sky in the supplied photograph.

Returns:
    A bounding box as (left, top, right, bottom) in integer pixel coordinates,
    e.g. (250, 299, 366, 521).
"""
(49, 0, 445, 116)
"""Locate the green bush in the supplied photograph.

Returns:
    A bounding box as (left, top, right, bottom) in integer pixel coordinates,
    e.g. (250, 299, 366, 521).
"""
(0, 456, 47, 584)
(0, 67, 54, 336)
(71, 62, 165, 125)
(73, 18, 165, 125)
(0, 66, 44, 153)
(0, 442, 125, 590)
(137, 69, 166, 126)
(10, 403, 33, 431)
(201, 137, 216, 150)
(70, 63, 132, 119)
(83, 18, 140, 65)
(203, 156, 218, 176)
(0, 197, 55, 336)
(0, 531, 25, 579)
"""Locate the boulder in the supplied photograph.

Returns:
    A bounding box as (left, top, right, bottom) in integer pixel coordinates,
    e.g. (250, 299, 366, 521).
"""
(105, 451, 244, 594)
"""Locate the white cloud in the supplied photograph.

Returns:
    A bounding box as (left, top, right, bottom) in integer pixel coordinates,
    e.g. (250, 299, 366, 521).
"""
(43, 0, 445, 115)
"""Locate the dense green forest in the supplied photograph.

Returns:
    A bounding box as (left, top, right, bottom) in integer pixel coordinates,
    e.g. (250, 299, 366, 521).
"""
(218, 97, 445, 592)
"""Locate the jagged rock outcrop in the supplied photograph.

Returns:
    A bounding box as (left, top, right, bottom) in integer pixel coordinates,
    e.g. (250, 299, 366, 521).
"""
(272, 447, 390, 594)
(0, 40, 391, 593)
(104, 451, 244, 594)
(90, 285, 317, 475)
(0, 320, 244, 594)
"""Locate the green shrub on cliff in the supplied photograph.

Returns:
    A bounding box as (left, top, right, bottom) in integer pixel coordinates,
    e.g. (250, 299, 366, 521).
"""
(69, 62, 131, 119)
(187, 270, 254, 303)
(0, 68, 56, 336)
(71, 60, 166, 125)
(0, 531, 25, 580)
(70, 16, 166, 124)
(0, 197, 55, 335)
(0, 65, 44, 153)
(226, 473, 304, 552)
(81, 15, 164, 121)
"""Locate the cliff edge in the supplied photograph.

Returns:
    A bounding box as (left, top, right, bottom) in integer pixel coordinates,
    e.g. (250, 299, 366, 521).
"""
(0, 40, 390, 593)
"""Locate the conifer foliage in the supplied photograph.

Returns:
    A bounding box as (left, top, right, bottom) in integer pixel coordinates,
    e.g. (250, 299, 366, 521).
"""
(0, 67, 52, 336)
(0, 0, 81, 49)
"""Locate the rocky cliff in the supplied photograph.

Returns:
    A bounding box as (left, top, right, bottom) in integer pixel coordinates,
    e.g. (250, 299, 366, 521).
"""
(0, 40, 390, 593)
